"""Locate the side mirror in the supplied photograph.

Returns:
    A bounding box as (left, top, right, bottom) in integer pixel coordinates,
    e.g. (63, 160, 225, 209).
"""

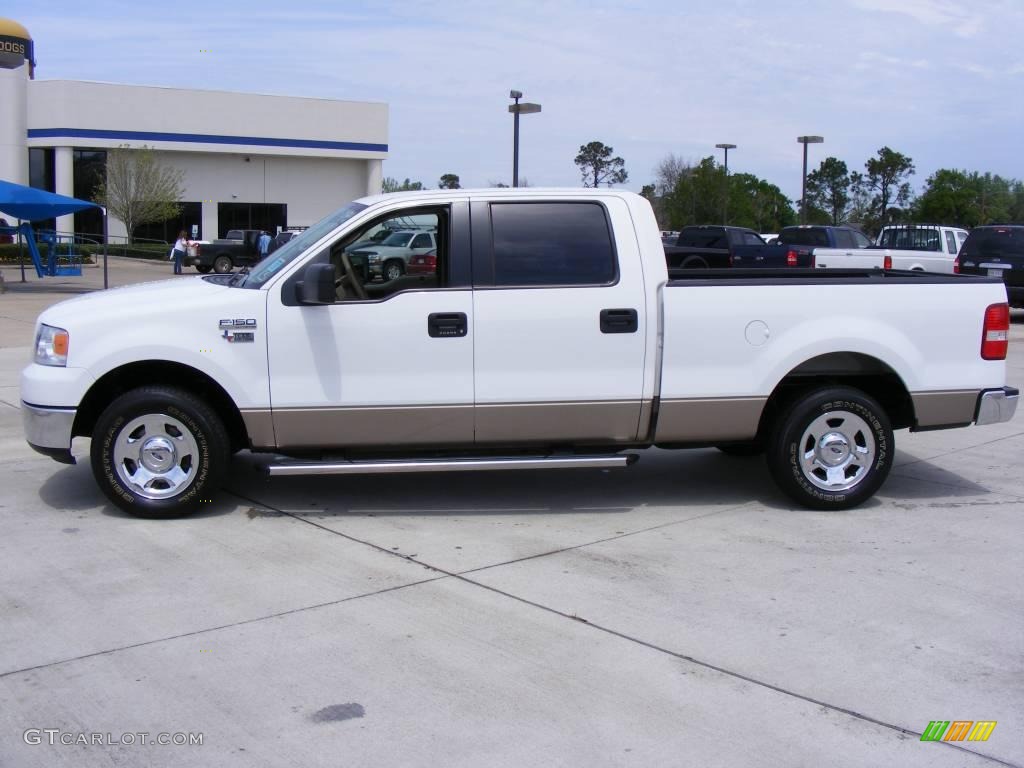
(296, 263, 335, 305)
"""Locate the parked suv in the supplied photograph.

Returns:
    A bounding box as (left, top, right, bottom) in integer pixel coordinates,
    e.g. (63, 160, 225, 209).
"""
(957, 226, 1024, 307)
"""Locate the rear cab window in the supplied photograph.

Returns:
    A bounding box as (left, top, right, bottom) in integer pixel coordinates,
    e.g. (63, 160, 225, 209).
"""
(778, 227, 830, 247)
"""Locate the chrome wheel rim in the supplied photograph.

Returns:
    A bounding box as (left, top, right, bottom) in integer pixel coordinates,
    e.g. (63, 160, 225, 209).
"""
(113, 414, 200, 500)
(798, 410, 875, 492)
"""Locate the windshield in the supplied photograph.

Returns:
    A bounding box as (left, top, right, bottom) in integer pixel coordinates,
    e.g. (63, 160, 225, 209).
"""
(238, 202, 368, 288)
(381, 232, 413, 247)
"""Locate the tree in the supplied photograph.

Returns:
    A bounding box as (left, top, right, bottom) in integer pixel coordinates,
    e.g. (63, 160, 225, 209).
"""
(438, 173, 461, 189)
(382, 177, 424, 193)
(92, 145, 183, 242)
(914, 169, 1019, 227)
(654, 153, 692, 196)
(804, 157, 852, 225)
(574, 141, 628, 187)
(863, 147, 915, 227)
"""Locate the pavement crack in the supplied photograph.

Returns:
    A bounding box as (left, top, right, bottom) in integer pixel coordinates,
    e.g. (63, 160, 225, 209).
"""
(0, 576, 443, 681)
(458, 502, 751, 576)
(227, 488, 1021, 768)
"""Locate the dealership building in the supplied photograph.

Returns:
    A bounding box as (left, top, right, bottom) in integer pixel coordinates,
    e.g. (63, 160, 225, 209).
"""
(0, 18, 387, 241)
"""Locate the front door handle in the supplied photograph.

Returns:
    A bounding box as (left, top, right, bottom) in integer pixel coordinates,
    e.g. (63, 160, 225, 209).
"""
(600, 308, 638, 334)
(428, 312, 468, 338)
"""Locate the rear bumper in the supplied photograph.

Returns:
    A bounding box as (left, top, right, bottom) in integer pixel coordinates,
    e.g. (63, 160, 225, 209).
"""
(22, 402, 77, 464)
(975, 387, 1019, 426)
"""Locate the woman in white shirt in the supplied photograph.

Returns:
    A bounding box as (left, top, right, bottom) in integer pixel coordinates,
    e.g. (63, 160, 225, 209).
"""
(171, 230, 188, 275)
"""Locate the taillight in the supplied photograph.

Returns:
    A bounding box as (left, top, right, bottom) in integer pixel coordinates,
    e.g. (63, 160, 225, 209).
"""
(425, 255, 436, 267)
(981, 303, 1010, 360)
(786, 250, 798, 267)
(953, 257, 960, 274)
(883, 255, 892, 270)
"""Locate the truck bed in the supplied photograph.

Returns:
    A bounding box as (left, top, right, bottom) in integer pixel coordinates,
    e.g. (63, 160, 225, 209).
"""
(666, 267, 997, 285)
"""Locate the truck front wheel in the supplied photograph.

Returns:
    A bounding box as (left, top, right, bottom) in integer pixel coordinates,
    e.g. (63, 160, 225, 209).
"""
(766, 386, 893, 510)
(90, 386, 230, 518)
(213, 255, 233, 274)
(195, 265, 212, 274)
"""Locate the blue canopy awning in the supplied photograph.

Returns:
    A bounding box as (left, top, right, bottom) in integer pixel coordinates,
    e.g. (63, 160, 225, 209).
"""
(0, 179, 101, 222)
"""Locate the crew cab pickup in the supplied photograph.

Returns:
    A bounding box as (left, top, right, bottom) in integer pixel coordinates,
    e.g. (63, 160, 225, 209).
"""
(350, 229, 437, 281)
(185, 229, 263, 274)
(663, 225, 765, 269)
(21, 189, 1018, 519)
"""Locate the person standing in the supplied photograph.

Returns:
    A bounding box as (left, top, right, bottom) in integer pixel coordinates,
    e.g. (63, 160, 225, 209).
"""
(171, 230, 189, 275)
(258, 230, 271, 259)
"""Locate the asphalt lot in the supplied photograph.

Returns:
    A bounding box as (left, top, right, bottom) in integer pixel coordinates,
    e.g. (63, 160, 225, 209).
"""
(1, 257, 1022, 767)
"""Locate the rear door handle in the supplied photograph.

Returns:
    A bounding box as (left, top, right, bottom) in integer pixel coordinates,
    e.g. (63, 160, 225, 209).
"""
(600, 308, 638, 334)
(428, 312, 468, 338)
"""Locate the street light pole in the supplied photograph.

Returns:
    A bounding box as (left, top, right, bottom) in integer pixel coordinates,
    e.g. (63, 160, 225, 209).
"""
(797, 135, 824, 224)
(715, 143, 736, 224)
(508, 90, 541, 188)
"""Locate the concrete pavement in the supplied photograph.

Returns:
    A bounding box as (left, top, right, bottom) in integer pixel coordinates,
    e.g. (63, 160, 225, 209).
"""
(1, 264, 1021, 767)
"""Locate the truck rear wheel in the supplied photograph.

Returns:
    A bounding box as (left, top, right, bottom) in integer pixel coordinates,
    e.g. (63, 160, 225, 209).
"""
(90, 386, 230, 518)
(196, 265, 212, 274)
(766, 386, 893, 510)
(213, 255, 233, 274)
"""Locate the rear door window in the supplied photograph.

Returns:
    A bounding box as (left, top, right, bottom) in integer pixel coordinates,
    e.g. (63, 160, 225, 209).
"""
(490, 202, 616, 286)
(833, 229, 856, 248)
(678, 228, 726, 248)
(945, 231, 957, 254)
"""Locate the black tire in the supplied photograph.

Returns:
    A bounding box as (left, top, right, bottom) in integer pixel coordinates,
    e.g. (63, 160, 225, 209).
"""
(90, 386, 230, 518)
(213, 255, 233, 274)
(680, 256, 709, 269)
(716, 442, 763, 457)
(383, 259, 404, 281)
(766, 386, 893, 510)
(195, 265, 212, 274)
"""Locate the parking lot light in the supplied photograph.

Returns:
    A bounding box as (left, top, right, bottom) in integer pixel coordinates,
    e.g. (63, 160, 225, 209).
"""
(798, 135, 824, 224)
(508, 90, 541, 188)
(716, 143, 737, 224)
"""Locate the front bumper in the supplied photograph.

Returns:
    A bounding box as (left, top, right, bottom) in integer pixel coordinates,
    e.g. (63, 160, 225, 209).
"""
(975, 387, 1019, 426)
(22, 402, 77, 464)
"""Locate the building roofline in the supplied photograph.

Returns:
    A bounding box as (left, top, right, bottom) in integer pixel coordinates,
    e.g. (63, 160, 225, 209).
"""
(29, 78, 387, 108)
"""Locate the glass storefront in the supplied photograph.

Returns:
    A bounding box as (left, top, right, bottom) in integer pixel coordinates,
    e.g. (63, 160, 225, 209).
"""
(217, 202, 287, 238)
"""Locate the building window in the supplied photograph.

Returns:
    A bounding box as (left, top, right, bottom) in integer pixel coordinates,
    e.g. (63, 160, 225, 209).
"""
(29, 148, 55, 192)
(27, 148, 56, 232)
(217, 202, 287, 238)
(73, 149, 107, 239)
(133, 202, 203, 243)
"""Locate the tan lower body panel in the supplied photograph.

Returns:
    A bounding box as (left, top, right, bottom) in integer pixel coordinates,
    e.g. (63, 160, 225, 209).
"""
(241, 410, 276, 449)
(911, 390, 978, 428)
(474, 401, 642, 444)
(270, 405, 474, 450)
(655, 397, 767, 443)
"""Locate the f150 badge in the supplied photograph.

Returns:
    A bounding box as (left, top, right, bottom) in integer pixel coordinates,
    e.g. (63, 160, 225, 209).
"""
(219, 318, 256, 343)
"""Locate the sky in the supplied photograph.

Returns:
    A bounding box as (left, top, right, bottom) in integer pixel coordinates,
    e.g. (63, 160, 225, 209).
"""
(9, 0, 1024, 201)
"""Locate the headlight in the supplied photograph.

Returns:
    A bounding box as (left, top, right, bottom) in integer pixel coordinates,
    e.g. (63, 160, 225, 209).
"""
(367, 253, 381, 262)
(35, 324, 69, 367)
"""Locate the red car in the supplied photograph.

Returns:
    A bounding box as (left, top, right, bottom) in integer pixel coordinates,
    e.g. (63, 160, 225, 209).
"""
(406, 249, 436, 275)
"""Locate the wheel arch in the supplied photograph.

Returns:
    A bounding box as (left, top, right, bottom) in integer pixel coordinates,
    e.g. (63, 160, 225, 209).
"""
(757, 352, 915, 437)
(73, 360, 250, 451)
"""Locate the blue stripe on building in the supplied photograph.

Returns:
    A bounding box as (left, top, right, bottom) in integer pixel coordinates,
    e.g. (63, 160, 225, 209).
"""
(27, 128, 387, 153)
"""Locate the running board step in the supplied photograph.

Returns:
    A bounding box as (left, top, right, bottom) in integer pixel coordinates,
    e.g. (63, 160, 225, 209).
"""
(266, 454, 636, 477)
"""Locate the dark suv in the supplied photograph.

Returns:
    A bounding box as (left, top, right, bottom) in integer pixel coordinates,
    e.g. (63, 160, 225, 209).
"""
(957, 226, 1024, 307)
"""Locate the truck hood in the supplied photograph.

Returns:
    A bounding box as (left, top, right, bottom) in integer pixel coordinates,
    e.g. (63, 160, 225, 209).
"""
(38, 276, 238, 330)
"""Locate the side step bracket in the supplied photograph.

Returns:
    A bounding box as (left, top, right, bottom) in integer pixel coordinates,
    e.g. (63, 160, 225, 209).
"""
(266, 454, 636, 477)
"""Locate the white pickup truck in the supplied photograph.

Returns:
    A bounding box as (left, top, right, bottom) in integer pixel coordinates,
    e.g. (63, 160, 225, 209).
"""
(21, 189, 1017, 518)
(808, 224, 969, 273)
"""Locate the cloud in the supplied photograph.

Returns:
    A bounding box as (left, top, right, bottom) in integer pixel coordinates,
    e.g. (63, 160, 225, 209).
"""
(849, 0, 983, 37)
